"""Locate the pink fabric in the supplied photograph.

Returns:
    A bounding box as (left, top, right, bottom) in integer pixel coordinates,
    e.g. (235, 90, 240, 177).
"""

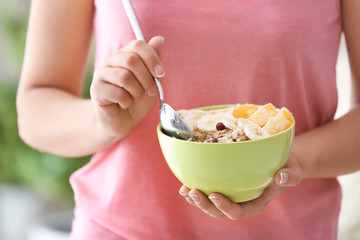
(70, 1, 342, 239)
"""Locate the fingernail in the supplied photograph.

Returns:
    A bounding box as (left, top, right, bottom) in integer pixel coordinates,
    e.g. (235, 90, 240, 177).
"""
(154, 64, 165, 78)
(208, 195, 220, 205)
(189, 194, 200, 203)
(147, 86, 157, 96)
(280, 172, 288, 185)
(179, 191, 189, 199)
(158, 36, 164, 45)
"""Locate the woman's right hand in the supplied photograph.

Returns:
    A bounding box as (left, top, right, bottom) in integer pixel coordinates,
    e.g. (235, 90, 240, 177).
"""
(90, 36, 164, 140)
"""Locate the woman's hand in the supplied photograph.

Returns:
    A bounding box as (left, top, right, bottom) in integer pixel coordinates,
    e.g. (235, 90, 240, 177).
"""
(90, 36, 164, 140)
(179, 153, 303, 219)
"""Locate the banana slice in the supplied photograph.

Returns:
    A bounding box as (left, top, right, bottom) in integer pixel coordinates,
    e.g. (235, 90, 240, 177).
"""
(197, 111, 235, 132)
(244, 123, 270, 140)
(177, 109, 208, 133)
(236, 118, 253, 129)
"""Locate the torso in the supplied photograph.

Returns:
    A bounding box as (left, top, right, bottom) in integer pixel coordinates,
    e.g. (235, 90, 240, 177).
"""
(70, 1, 342, 239)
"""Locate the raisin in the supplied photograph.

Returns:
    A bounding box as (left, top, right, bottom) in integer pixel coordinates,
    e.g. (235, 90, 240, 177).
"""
(216, 122, 226, 131)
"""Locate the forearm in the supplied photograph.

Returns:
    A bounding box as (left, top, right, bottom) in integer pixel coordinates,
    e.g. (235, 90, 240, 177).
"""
(17, 87, 122, 157)
(293, 105, 360, 178)
(17, 0, 162, 157)
(294, 0, 360, 179)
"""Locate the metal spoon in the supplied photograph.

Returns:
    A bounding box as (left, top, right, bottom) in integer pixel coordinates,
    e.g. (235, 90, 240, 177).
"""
(122, 0, 194, 141)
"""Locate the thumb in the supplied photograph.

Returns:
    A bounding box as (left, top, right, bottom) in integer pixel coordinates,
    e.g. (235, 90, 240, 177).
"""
(274, 169, 302, 187)
(274, 158, 303, 187)
(148, 36, 164, 60)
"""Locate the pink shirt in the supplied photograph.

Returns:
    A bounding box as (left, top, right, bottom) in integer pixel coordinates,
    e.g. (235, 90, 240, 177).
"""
(70, 1, 342, 239)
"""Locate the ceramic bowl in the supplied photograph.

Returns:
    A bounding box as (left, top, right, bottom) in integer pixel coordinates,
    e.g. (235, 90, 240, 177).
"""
(157, 105, 295, 202)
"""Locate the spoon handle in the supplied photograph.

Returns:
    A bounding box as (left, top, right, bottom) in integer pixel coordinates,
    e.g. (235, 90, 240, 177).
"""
(122, 0, 164, 101)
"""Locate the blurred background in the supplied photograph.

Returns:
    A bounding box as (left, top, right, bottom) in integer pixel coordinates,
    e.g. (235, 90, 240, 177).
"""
(0, 1, 91, 240)
(0, 1, 359, 240)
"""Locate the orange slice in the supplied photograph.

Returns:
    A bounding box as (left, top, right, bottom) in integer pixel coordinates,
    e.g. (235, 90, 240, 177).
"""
(232, 104, 259, 119)
(248, 103, 277, 127)
(263, 107, 294, 135)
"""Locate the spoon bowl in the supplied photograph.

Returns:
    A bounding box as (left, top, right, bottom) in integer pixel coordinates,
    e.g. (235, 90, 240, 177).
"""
(160, 101, 193, 140)
(122, 0, 194, 140)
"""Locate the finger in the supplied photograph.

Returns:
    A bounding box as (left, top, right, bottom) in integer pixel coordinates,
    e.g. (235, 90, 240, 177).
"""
(274, 170, 302, 187)
(90, 79, 133, 109)
(274, 158, 303, 187)
(148, 36, 163, 60)
(189, 189, 226, 218)
(124, 39, 165, 78)
(209, 182, 285, 220)
(208, 193, 247, 220)
(104, 51, 155, 95)
(179, 185, 196, 205)
(94, 67, 145, 101)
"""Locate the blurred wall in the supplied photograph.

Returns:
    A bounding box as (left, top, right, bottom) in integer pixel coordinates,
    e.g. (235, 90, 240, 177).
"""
(336, 35, 360, 240)
(0, 1, 359, 240)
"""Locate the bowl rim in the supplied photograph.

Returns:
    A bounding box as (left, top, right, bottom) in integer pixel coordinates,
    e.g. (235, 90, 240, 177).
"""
(156, 104, 295, 145)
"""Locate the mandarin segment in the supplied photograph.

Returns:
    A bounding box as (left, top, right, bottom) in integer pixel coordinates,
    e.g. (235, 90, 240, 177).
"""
(232, 104, 259, 119)
(264, 103, 276, 112)
(247, 103, 277, 127)
(263, 107, 294, 135)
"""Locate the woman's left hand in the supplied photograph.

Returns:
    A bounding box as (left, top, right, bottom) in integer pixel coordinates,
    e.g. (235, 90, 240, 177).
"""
(179, 154, 303, 219)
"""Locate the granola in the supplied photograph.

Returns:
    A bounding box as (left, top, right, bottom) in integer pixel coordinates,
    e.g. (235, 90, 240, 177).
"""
(177, 103, 294, 143)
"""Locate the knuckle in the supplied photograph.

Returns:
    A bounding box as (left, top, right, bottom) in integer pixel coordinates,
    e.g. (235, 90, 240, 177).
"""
(89, 82, 96, 96)
(100, 55, 111, 67)
(90, 81, 102, 103)
(142, 78, 155, 90)
(92, 67, 105, 81)
(134, 88, 145, 100)
(117, 71, 144, 99)
(116, 89, 127, 102)
(118, 70, 132, 85)
(89, 86, 98, 103)
(117, 89, 133, 108)
(119, 99, 133, 109)
(130, 39, 146, 49)
(124, 52, 139, 67)
(90, 78, 98, 91)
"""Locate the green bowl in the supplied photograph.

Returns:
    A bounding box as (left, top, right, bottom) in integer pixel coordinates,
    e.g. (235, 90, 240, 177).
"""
(157, 105, 295, 202)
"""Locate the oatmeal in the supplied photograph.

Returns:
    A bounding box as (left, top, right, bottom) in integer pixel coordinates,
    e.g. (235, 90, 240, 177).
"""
(177, 103, 294, 143)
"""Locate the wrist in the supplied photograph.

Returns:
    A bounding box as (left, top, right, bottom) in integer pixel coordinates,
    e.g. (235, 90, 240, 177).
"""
(290, 139, 307, 178)
(91, 106, 127, 148)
